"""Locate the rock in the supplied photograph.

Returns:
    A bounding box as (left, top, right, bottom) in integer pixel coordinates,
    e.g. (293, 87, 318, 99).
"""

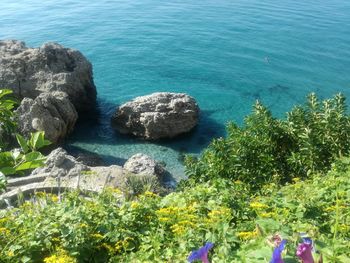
(31, 147, 89, 178)
(0, 40, 96, 112)
(75, 152, 106, 167)
(124, 153, 165, 179)
(89, 165, 126, 189)
(112, 92, 200, 139)
(15, 91, 78, 143)
(0, 149, 172, 208)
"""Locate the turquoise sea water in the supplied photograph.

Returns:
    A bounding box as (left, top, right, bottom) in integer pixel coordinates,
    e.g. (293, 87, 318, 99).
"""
(1, 0, 350, 180)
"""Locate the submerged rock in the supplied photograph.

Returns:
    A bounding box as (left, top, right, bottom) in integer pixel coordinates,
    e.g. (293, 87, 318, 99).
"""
(124, 153, 165, 179)
(112, 92, 200, 140)
(15, 91, 78, 144)
(0, 40, 96, 112)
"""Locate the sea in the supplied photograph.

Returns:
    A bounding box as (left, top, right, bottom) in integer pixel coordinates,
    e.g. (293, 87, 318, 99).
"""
(1, 0, 350, 181)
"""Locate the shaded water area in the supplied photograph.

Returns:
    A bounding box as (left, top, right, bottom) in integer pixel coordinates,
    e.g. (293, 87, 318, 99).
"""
(1, 0, 350, 179)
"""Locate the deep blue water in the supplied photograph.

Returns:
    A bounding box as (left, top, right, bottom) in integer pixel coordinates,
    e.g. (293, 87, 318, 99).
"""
(1, 0, 350, 179)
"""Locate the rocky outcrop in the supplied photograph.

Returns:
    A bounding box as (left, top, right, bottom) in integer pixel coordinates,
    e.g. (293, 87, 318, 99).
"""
(0, 40, 96, 112)
(31, 147, 89, 178)
(15, 92, 78, 143)
(124, 153, 165, 179)
(112, 92, 200, 140)
(0, 149, 171, 208)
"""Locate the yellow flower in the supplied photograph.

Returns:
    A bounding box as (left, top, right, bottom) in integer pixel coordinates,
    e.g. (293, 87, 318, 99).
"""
(144, 191, 158, 198)
(236, 230, 257, 240)
(52, 237, 61, 243)
(178, 220, 195, 227)
(206, 207, 232, 225)
(0, 217, 9, 224)
(0, 227, 10, 235)
(171, 224, 186, 235)
(159, 217, 170, 222)
(250, 202, 268, 210)
(43, 248, 77, 263)
(292, 177, 301, 183)
(91, 233, 104, 239)
(20, 202, 34, 209)
(7, 251, 14, 257)
(101, 243, 114, 254)
(115, 240, 123, 252)
(79, 223, 88, 228)
(35, 191, 46, 198)
(107, 187, 122, 194)
(131, 201, 139, 209)
(157, 206, 179, 215)
(51, 195, 59, 202)
(324, 205, 347, 212)
(114, 237, 133, 253)
(339, 224, 350, 233)
(259, 212, 276, 218)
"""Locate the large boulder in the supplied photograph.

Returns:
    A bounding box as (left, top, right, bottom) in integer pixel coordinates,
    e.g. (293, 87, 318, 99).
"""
(112, 92, 200, 140)
(31, 147, 89, 178)
(124, 153, 165, 179)
(0, 40, 96, 112)
(15, 91, 78, 143)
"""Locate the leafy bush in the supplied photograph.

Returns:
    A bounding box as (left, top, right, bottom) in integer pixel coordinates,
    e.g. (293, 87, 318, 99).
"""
(0, 89, 17, 149)
(121, 173, 163, 200)
(0, 88, 51, 192)
(184, 93, 350, 188)
(0, 132, 51, 176)
(0, 159, 348, 262)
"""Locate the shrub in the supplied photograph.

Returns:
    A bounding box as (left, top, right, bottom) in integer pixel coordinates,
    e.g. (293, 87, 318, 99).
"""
(0, 88, 51, 192)
(0, 159, 349, 262)
(0, 89, 17, 149)
(184, 93, 350, 188)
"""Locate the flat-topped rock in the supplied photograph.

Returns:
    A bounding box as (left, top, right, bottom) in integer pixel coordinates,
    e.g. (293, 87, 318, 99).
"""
(112, 92, 200, 140)
(0, 40, 96, 112)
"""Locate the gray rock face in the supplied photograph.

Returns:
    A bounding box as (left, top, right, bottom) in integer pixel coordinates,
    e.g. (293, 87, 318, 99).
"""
(124, 153, 165, 179)
(0, 149, 171, 208)
(31, 147, 89, 178)
(112, 92, 200, 140)
(0, 40, 96, 112)
(15, 91, 78, 144)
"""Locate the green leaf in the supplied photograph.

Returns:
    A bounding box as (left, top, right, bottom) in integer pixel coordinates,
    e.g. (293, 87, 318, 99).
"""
(0, 166, 16, 175)
(0, 89, 13, 99)
(15, 160, 45, 171)
(24, 151, 45, 162)
(29, 131, 51, 150)
(16, 134, 29, 153)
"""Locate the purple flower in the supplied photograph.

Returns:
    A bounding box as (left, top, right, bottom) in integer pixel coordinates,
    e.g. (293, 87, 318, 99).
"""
(188, 242, 214, 263)
(270, 239, 287, 263)
(302, 237, 313, 245)
(296, 241, 314, 263)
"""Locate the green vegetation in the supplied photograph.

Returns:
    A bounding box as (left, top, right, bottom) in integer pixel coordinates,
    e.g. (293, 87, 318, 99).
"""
(0, 89, 50, 192)
(0, 89, 17, 149)
(184, 93, 350, 188)
(0, 160, 348, 262)
(0, 92, 349, 262)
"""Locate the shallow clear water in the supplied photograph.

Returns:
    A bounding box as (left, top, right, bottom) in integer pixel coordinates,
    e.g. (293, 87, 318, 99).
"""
(1, 0, 350, 180)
